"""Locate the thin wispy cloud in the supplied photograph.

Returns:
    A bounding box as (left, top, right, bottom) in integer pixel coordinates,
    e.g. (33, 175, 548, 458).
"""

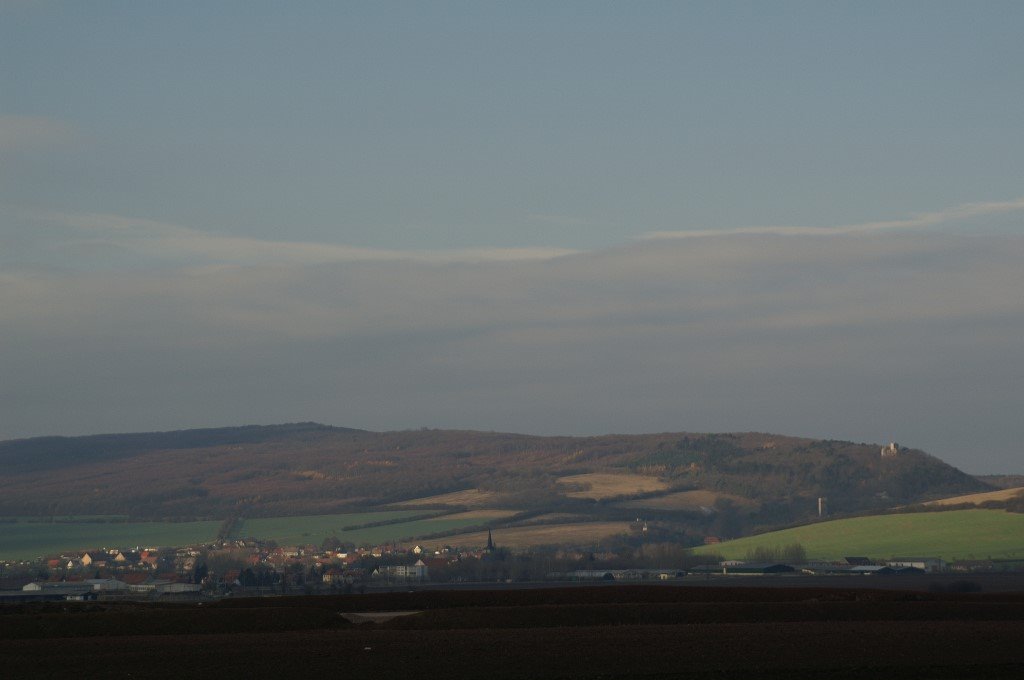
(0, 115, 76, 151)
(3, 199, 1024, 472)
(28, 197, 1024, 271)
(34, 210, 579, 265)
(643, 198, 1024, 240)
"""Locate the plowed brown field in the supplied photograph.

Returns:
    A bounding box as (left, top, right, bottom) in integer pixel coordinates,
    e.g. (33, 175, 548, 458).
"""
(4, 585, 1024, 679)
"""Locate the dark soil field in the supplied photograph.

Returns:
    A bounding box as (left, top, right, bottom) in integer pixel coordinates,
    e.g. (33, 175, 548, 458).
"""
(3, 585, 1024, 679)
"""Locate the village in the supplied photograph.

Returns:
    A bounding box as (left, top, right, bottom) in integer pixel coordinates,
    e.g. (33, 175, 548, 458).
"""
(0, 532, 515, 602)
(4, 528, 1020, 604)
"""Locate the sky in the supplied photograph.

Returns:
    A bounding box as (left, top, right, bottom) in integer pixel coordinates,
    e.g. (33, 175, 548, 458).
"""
(2, 1, 1023, 473)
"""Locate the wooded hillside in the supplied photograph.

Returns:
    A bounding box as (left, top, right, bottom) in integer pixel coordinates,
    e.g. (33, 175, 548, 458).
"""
(0, 423, 989, 541)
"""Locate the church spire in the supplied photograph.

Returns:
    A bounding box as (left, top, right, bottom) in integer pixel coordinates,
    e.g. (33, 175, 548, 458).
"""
(486, 528, 494, 552)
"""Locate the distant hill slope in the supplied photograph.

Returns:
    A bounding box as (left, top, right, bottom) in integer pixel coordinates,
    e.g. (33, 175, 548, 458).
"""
(976, 475, 1024, 489)
(0, 425, 990, 540)
(0, 422, 367, 473)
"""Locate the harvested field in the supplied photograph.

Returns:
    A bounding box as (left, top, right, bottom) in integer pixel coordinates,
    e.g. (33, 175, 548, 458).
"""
(511, 512, 591, 525)
(437, 509, 518, 521)
(925, 486, 1024, 506)
(394, 489, 505, 507)
(557, 473, 668, 500)
(4, 586, 1024, 679)
(411, 521, 633, 550)
(617, 489, 756, 512)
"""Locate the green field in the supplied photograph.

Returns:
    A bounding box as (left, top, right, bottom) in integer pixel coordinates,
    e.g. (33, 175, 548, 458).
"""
(236, 512, 492, 547)
(1, 515, 130, 523)
(0, 520, 222, 561)
(0, 510, 498, 561)
(235, 511, 423, 543)
(693, 509, 1024, 562)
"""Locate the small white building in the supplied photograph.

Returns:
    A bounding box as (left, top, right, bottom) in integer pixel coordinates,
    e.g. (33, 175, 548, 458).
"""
(85, 578, 129, 591)
(128, 579, 170, 593)
(376, 560, 428, 580)
(888, 557, 945, 573)
(155, 582, 201, 594)
(21, 582, 94, 597)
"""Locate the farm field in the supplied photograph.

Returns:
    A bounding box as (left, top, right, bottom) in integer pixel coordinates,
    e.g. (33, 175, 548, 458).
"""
(693, 509, 1024, 562)
(408, 521, 634, 550)
(236, 511, 498, 547)
(556, 473, 668, 500)
(924, 486, 1024, 507)
(0, 515, 130, 523)
(393, 489, 506, 507)
(0, 519, 222, 561)
(512, 512, 591, 525)
(438, 510, 518, 521)
(616, 489, 756, 512)
(0, 510, 510, 560)
(4, 586, 1024, 679)
(234, 511, 422, 542)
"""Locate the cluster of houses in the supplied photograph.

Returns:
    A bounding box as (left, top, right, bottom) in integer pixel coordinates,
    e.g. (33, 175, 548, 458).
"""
(0, 539, 495, 603)
(4, 537, 1021, 602)
(1, 547, 200, 603)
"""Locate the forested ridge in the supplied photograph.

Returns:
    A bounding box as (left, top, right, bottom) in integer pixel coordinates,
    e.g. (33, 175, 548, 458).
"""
(0, 424, 989, 538)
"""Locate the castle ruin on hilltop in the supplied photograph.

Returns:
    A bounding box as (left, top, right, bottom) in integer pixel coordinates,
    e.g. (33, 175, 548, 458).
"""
(881, 441, 900, 458)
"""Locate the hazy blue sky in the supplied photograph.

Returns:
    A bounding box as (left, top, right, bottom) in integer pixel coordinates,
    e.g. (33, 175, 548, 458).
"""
(2, 2, 1023, 473)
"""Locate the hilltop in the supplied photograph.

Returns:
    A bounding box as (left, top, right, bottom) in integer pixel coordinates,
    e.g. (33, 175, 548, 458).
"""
(0, 424, 989, 546)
